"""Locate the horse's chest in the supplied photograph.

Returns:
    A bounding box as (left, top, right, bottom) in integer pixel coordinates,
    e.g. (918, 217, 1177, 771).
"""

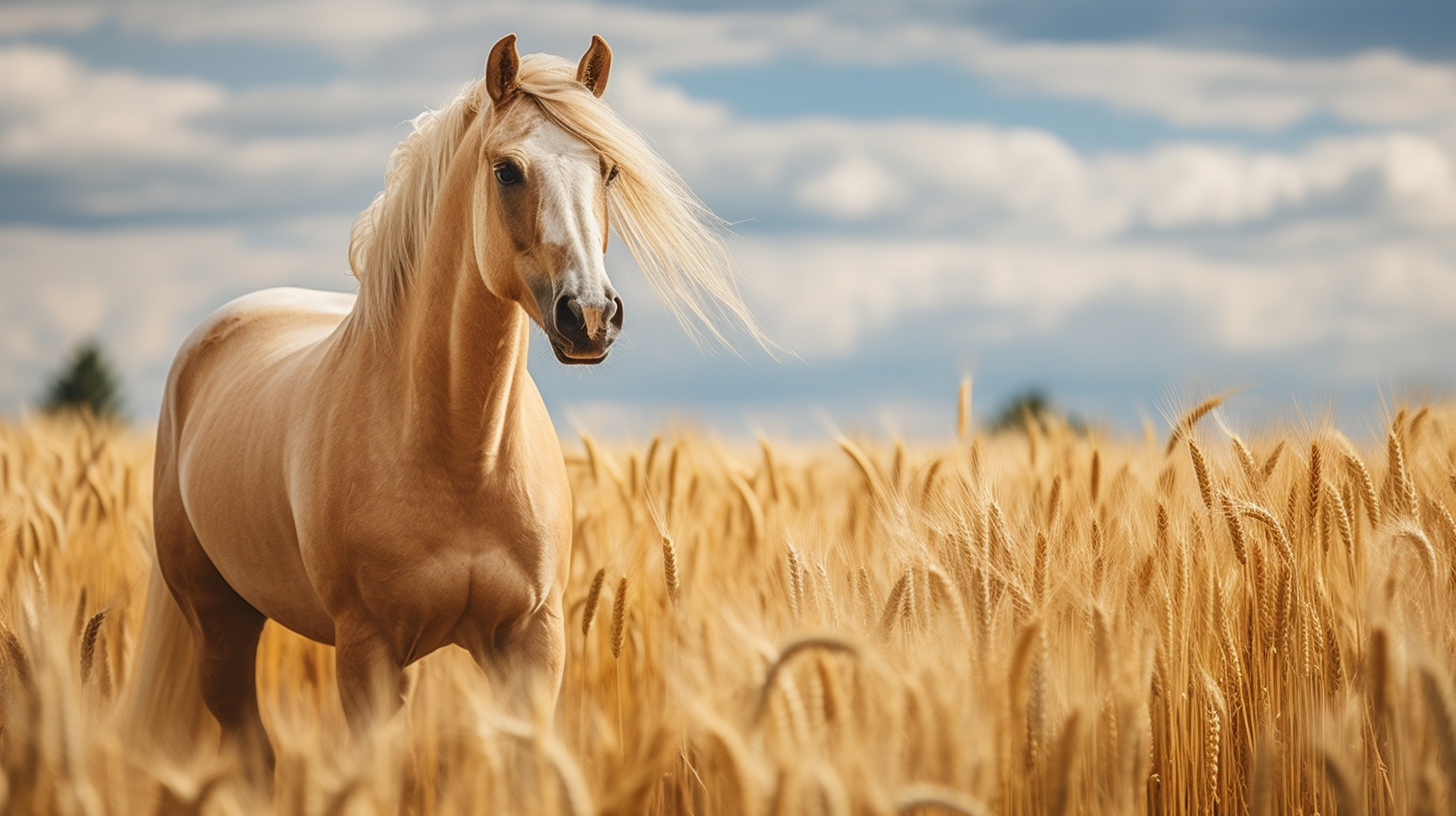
(302, 477, 570, 650)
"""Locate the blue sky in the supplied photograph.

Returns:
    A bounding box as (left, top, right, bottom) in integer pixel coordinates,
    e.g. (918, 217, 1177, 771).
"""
(1, 0, 1453, 439)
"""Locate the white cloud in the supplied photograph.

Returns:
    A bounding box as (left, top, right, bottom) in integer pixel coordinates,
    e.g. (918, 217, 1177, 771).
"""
(732, 232, 1456, 362)
(0, 3, 104, 37)
(607, 67, 731, 132)
(958, 40, 1456, 131)
(596, 11, 1456, 133)
(0, 45, 433, 217)
(1100, 134, 1456, 230)
(742, 19, 1456, 133)
(0, 44, 223, 164)
(796, 153, 905, 219)
(8, 1, 1456, 134)
(113, 0, 435, 52)
(606, 71, 1456, 238)
(0, 220, 353, 414)
(13, 0, 1456, 133)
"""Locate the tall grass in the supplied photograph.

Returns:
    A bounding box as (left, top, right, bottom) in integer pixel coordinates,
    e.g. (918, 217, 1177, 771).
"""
(2, 400, 1456, 814)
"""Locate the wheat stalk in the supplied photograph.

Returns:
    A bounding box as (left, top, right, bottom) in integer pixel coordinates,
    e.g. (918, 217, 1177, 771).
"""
(786, 546, 804, 624)
(838, 436, 889, 505)
(1343, 449, 1381, 528)
(758, 438, 780, 507)
(1166, 393, 1230, 456)
(1382, 428, 1409, 518)
(1033, 532, 1049, 604)
(1203, 675, 1223, 813)
(662, 535, 681, 608)
(1324, 480, 1354, 562)
(1240, 502, 1295, 566)
(1188, 438, 1213, 511)
(880, 569, 912, 637)
(1420, 666, 1456, 801)
(581, 568, 606, 638)
(815, 562, 841, 629)
(1307, 439, 1322, 529)
(78, 607, 109, 684)
(1230, 435, 1258, 484)
(754, 637, 858, 723)
(927, 565, 970, 637)
(957, 377, 973, 442)
(1047, 710, 1082, 816)
(1395, 524, 1438, 580)
(610, 576, 628, 659)
(1260, 440, 1285, 484)
(893, 785, 991, 816)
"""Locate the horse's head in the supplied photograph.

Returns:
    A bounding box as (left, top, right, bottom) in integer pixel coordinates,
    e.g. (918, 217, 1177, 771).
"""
(474, 34, 622, 366)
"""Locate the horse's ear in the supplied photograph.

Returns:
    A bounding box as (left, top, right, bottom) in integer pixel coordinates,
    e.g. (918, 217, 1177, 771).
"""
(576, 35, 612, 97)
(486, 34, 520, 106)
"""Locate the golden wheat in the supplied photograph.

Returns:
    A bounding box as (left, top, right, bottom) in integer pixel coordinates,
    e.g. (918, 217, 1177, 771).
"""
(4, 403, 1456, 813)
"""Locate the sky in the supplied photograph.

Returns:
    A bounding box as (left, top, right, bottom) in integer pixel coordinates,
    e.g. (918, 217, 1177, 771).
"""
(1, 0, 1454, 440)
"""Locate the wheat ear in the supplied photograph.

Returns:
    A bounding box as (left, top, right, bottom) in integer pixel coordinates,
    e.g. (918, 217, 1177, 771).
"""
(611, 576, 628, 659)
(662, 535, 681, 607)
(581, 568, 606, 638)
(1166, 393, 1229, 455)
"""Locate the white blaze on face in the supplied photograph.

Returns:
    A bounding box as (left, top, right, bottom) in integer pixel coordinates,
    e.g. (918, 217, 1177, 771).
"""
(522, 118, 611, 330)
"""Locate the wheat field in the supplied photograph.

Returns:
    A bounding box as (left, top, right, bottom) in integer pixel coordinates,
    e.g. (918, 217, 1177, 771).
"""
(2, 389, 1455, 815)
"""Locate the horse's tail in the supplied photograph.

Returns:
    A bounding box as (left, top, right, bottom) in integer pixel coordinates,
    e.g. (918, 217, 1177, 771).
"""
(125, 562, 215, 753)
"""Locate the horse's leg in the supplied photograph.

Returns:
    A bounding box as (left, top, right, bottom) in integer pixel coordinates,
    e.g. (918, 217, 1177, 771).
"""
(154, 494, 275, 784)
(334, 626, 405, 734)
(470, 601, 566, 720)
(192, 590, 273, 783)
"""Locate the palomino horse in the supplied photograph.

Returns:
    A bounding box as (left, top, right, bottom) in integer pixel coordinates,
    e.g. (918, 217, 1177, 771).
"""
(130, 34, 765, 777)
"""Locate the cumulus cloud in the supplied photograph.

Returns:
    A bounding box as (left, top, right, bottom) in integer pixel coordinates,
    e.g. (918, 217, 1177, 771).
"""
(0, 0, 434, 53)
(136, 0, 435, 51)
(0, 44, 445, 218)
(604, 70, 1456, 238)
(0, 4, 104, 37)
(9, 0, 1456, 133)
(0, 44, 223, 165)
(727, 17, 1456, 133)
(732, 232, 1456, 362)
(795, 153, 906, 219)
(1101, 134, 1456, 231)
(957, 40, 1456, 132)
(0, 219, 353, 414)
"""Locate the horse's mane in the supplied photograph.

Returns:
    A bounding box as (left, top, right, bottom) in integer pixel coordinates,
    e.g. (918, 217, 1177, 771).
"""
(347, 53, 772, 353)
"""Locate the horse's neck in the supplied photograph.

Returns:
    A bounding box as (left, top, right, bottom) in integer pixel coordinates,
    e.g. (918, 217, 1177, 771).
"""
(351, 126, 532, 472)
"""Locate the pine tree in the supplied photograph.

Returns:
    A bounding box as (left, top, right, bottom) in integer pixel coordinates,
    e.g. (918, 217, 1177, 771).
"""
(990, 388, 1052, 433)
(989, 388, 1086, 435)
(42, 340, 124, 420)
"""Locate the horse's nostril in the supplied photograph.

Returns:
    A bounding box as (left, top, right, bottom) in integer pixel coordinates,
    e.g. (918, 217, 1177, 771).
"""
(610, 296, 624, 330)
(554, 295, 580, 333)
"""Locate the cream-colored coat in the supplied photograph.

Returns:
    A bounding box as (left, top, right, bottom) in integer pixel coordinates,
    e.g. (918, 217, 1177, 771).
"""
(133, 31, 768, 781)
(137, 36, 628, 779)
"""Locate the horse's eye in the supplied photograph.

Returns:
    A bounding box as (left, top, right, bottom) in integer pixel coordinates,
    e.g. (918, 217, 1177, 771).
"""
(495, 163, 522, 186)
(606, 165, 620, 185)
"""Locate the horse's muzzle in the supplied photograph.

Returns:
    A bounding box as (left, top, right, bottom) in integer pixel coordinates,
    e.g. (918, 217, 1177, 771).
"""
(549, 294, 623, 365)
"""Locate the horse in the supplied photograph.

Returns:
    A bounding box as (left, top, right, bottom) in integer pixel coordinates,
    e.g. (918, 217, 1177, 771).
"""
(128, 34, 767, 779)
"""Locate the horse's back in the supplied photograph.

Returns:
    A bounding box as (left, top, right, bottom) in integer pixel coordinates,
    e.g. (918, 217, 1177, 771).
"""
(162, 287, 354, 425)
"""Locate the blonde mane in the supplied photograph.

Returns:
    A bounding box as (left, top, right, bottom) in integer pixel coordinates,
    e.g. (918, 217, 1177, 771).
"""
(347, 53, 772, 353)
